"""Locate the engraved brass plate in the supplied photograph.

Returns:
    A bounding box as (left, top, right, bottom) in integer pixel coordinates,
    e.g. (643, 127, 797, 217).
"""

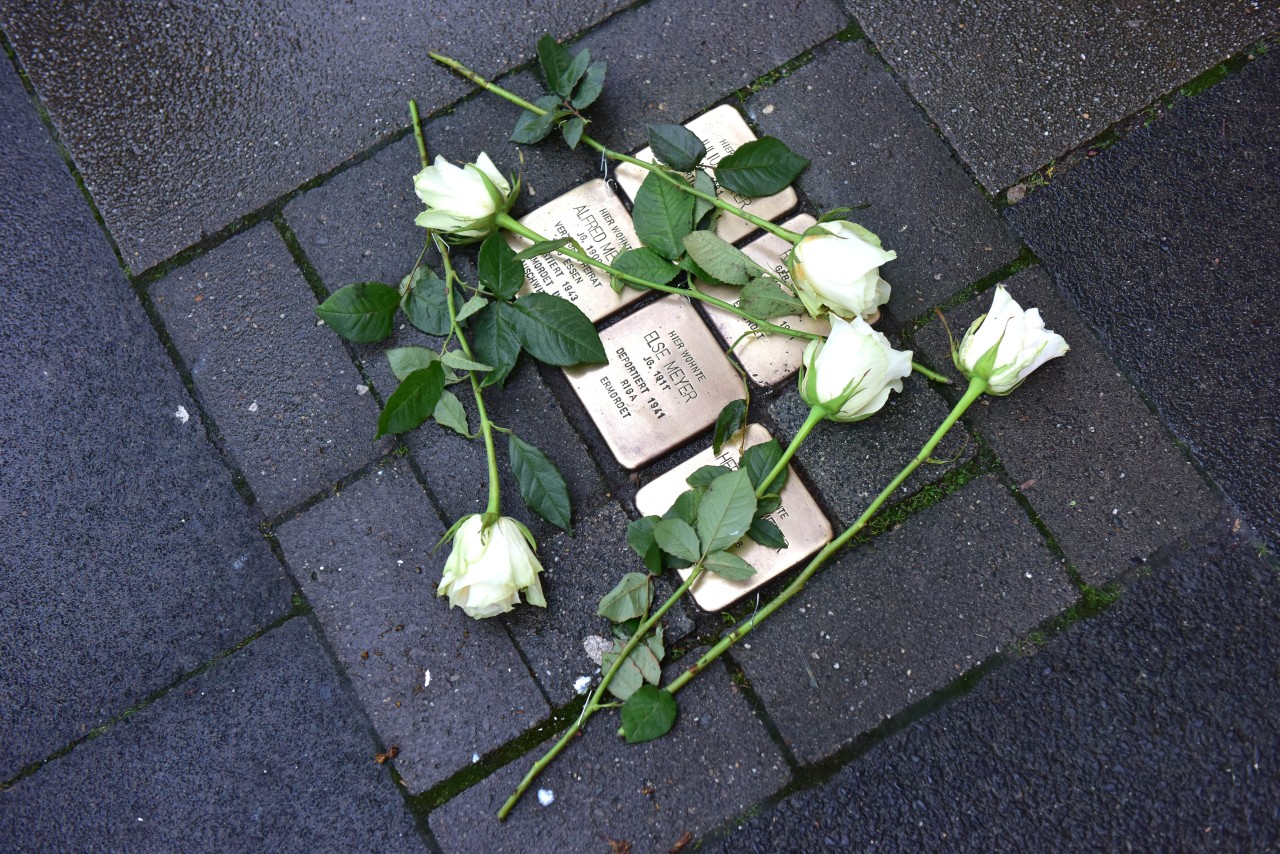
(614, 104, 798, 244)
(635, 424, 833, 611)
(697, 215, 830, 387)
(564, 296, 743, 469)
(506, 179, 646, 323)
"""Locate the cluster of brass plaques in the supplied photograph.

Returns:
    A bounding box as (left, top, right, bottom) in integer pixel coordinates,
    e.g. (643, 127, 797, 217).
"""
(506, 179, 645, 323)
(613, 105, 798, 244)
(563, 296, 742, 470)
(635, 424, 833, 611)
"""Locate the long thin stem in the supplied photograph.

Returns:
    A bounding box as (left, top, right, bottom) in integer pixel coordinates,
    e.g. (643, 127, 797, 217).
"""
(498, 565, 704, 819)
(436, 237, 502, 516)
(911, 361, 951, 385)
(496, 214, 819, 342)
(408, 99, 429, 169)
(429, 52, 800, 243)
(759, 405, 825, 494)
(665, 377, 988, 695)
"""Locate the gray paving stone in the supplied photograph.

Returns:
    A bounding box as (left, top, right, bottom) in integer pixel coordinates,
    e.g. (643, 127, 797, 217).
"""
(733, 475, 1074, 765)
(746, 38, 1021, 323)
(408, 359, 610, 544)
(0, 59, 290, 780)
(712, 513, 1280, 851)
(846, 0, 1279, 191)
(0, 618, 428, 853)
(1007, 53, 1280, 548)
(913, 267, 1221, 585)
(429, 660, 790, 852)
(150, 225, 389, 517)
(0, 0, 634, 272)
(274, 460, 550, 794)
(501, 502, 694, 706)
(769, 372, 976, 529)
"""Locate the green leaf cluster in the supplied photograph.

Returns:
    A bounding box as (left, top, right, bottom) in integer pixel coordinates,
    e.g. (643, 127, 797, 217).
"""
(511, 36, 607, 149)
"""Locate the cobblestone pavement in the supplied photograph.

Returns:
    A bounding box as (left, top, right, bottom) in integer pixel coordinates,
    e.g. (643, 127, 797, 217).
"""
(2, 1, 1277, 850)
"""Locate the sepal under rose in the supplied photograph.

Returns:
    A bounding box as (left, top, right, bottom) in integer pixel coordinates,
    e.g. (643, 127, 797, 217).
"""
(954, 285, 1069, 394)
(413, 152, 517, 240)
(787, 220, 895, 321)
(799, 315, 913, 422)
(438, 514, 547, 619)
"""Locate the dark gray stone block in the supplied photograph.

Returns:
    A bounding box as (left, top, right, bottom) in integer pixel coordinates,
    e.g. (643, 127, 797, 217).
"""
(0, 59, 290, 780)
(274, 460, 550, 794)
(1008, 53, 1279, 548)
(150, 225, 389, 517)
(429, 660, 790, 852)
(0, 619, 428, 852)
(913, 267, 1221, 585)
(713, 514, 1280, 851)
(768, 372, 975, 529)
(0, 0, 633, 272)
(734, 475, 1074, 765)
(746, 39, 1021, 322)
(501, 502, 693, 706)
(846, 0, 1279, 190)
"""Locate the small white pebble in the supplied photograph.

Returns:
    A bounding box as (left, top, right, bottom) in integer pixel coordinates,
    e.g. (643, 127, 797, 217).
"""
(537, 789, 555, 806)
(423, 670, 431, 689)
(356, 384, 370, 396)
(573, 675, 591, 695)
(472, 753, 480, 764)
(248, 401, 259, 413)
(174, 406, 190, 424)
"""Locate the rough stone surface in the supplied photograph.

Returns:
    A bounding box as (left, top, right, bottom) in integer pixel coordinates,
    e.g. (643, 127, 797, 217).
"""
(747, 38, 1020, 322)
(0, 59, 290, 780)
(408, 360, 610, 544)
(500, 502, 694, 706)
(913, 267, 1221, 585)
(1008, 53, 1279, 548)
(0, 0, 634, 272)
(734, 475, 1074, 765)
(769, 372, 975, 529)
(429, 660, 790, 852)
(846, 0, 1280, 191)
(150, 225, 389, 517)
(274, 460, 550, 794)
(0, 618, 428, 852)
(712, 514, 1280, 851)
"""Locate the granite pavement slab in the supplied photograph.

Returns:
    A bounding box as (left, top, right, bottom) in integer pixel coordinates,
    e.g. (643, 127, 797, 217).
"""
(0, 59, 290, 780)
(1008, 52, 1279, 548)
(0, 618, 428, 853)
(913, 268, 1221, 585)
(747, 38, 1021, 323)
(733, 475, 1074, 765)
(847, 0, 1280, 190)
(150, 224, 390, 518)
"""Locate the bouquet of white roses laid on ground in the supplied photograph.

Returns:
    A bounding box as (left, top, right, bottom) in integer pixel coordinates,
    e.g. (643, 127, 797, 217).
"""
(315, 35, 1069, 818)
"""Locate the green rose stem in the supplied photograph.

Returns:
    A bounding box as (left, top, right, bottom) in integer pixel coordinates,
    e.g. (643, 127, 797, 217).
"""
(428, 52, 801, 244)
(499, 406, 814, 818)
(495, 213, 815, 342)
(664, 376, 988, 696)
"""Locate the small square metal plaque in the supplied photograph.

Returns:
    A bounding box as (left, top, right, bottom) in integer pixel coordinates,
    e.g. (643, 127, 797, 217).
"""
(698, 215, 831, 387)
(506, 179, 646, 323)
(614, 104, 798, 244)
(564, 296, 743, 469)
(635, 424, 833, 611)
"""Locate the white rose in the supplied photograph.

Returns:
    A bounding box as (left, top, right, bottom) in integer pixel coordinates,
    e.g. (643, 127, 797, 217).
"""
(437, 515, 547, 619)
(413, 152, 514, 239)
(955, 285, 1069, 394)
(788, 220, 895, 320)
(799, 315, 913, 422)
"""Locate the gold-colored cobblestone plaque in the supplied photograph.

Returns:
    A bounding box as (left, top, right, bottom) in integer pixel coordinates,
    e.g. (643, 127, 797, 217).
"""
(614, 104, 798, 244)
(698, 215, 830, 387)
(564, 296, 742, 469)
(506, 179, 645, 323)
(635, 424, 833, 611)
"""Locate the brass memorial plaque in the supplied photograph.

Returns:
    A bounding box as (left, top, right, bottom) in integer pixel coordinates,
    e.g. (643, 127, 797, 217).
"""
(564, 296, 742, 469)
(506, 179, 646, 323)
(698, 215, 831, 387)
(614, 104, 798, 244)
(635, 424, 833, 611)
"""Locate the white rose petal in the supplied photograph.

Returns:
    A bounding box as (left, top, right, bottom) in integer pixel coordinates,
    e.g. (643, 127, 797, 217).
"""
(799, 316, 912, 422)
(789, 220, 895, 320)
(436, 515, 546, 620)
(956, 285, 1069, 394)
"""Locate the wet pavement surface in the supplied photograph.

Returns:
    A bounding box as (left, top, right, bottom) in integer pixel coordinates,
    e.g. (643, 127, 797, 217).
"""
(2, 2, 1277, 850)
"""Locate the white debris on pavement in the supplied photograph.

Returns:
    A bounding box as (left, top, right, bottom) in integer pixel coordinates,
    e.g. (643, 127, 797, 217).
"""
(573, 675, 591, 695)
(537, 789, 555, 807)
(423, 670, 431, 689)
(174, 406, 189, 424)
(583, 635, 612, 666)
(248, 400, 259, 413)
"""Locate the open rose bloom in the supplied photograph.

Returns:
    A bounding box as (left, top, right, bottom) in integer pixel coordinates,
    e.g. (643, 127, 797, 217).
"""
(413, 152, 514, 239)
(788, 220, 895, 321)
(955, 285, 1069, 394)
(438, 515, 547, 619)
(799, 315, 913, 422)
